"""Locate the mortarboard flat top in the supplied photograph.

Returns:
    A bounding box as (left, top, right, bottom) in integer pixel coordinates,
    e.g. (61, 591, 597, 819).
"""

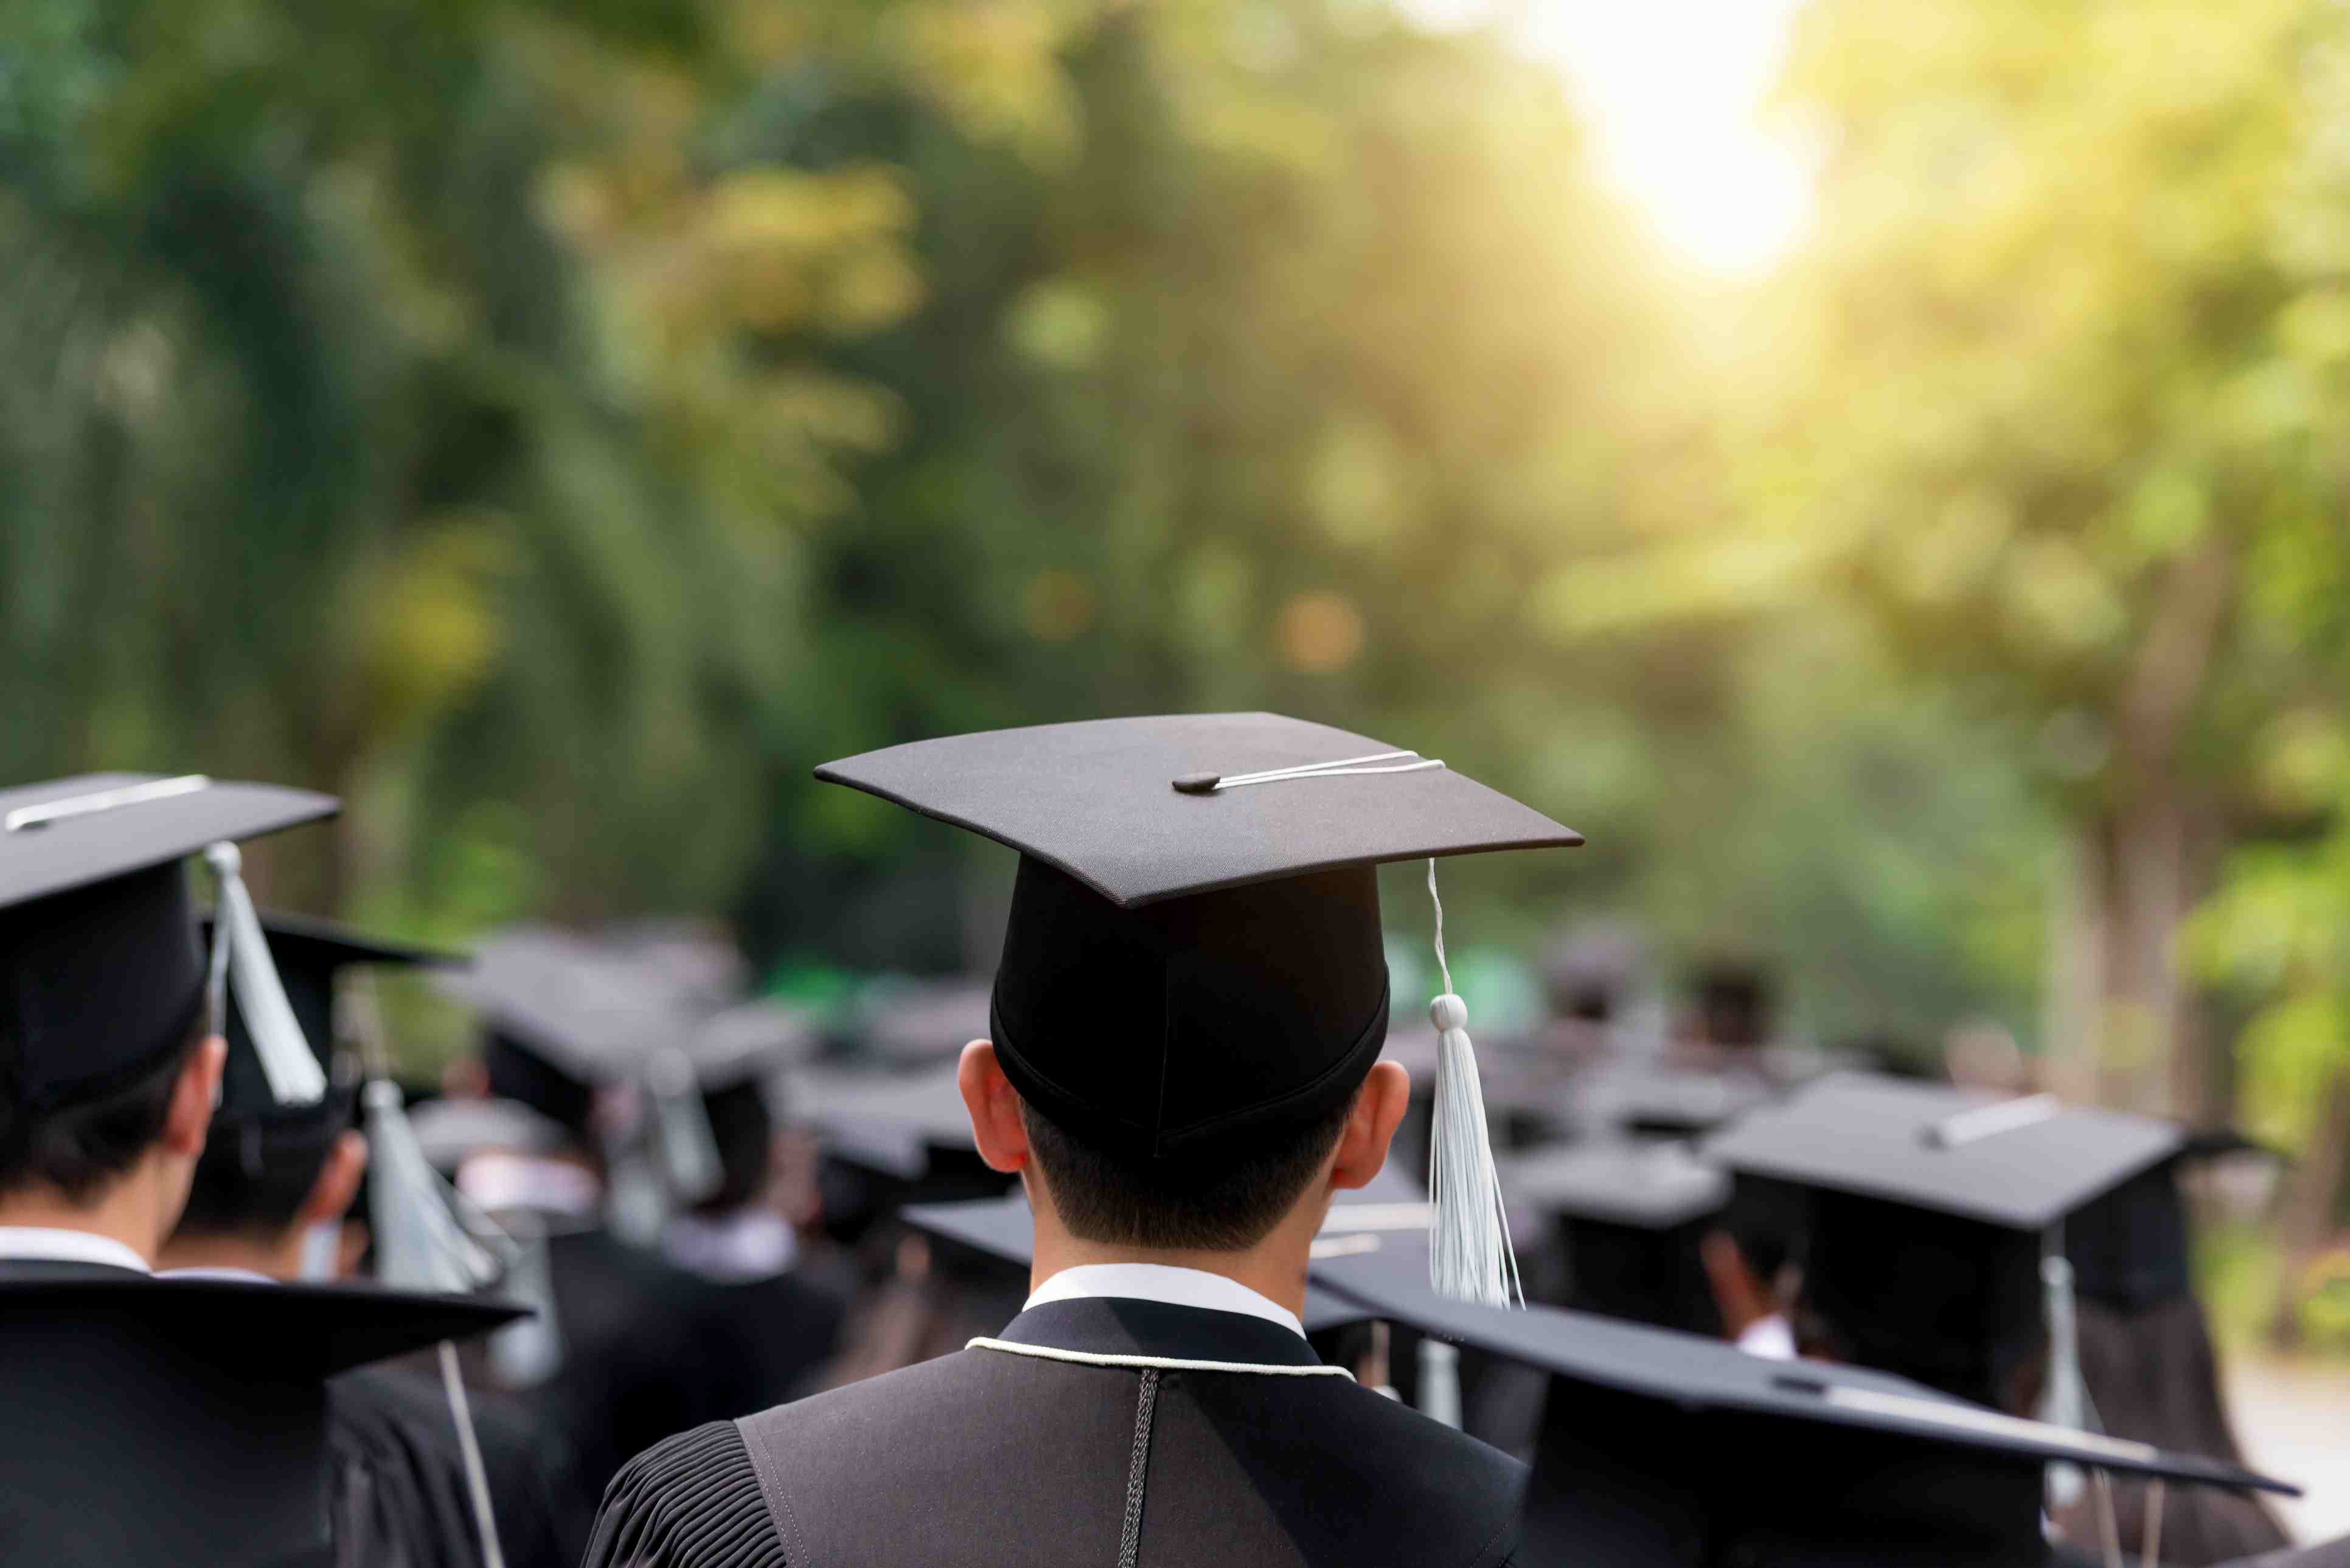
(794, 1062, 978, 1180)
(0, 1271, 523, 1378)
(815, 713, 1582, 909)
(0, 1271, 521, 1568)
(1, 774, 339, 1111)
(1501, 1141, 1729, 1230)
(440, 924, 684, 1081)
(852, 977, 994, 1067)
(407, 1096, 571, 1173)
(903, 1195, 1375, 1334)
(0, 773, 337, 909)
(237, 909, 465, 975)
(1704, 1072, 2183, 1231)
(1307, 1252, 2296, 1498)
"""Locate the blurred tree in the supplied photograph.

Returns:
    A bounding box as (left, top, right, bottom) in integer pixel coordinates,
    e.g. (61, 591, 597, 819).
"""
(1720, 0, 2343, 1120)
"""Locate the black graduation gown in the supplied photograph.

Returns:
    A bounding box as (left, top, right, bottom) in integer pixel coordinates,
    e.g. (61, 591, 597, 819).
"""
(532, 1226, 773, 1504)
(673, 1266, 847, 1420)
(330, 1365, 574, 1568)
(0, 1258, 515, 1568)
(586, 1295, 1525, 1567)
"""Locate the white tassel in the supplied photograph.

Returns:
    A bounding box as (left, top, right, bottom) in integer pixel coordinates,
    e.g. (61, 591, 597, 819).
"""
(1423, 860, 1522, 1307)
(203, 842, 327, 1103)
(364, 1080, 508, 1296)
(645, 1048, 723, 1205)
(485, 1215, 566, 1389)
(2042, 1249, 2087, 1509)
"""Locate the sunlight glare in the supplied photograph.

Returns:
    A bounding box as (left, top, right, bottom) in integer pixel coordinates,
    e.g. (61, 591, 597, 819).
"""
(1394, 0, 1818, 275)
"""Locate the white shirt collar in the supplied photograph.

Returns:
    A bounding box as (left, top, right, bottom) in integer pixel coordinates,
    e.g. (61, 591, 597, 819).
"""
(156, 1266, 279, 1285)
(662, 1209, 798, 1283)
(0, 1227, 151, 1274)
(1024, 1262, 1306, 1341)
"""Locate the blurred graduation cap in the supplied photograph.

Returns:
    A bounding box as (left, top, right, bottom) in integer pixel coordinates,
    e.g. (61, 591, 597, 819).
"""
(1607, 1065, 1770, 1140)
(1706, 1074, 2184, 1411)
(794, 1062, 1010, 1241)
(819, 713, 1582, 1304)
(2065, 1129, 2278, 1316)
(408, 1096, 572, 1177)
(1501, 1141, 1729, 1335)
(0, 1270, 519, 1566)
(437, 924, 676, 1135)
(1310, 1254, 2296, 1568)
(847, 976, 995, 1069)
(0, 772, 335, 1112)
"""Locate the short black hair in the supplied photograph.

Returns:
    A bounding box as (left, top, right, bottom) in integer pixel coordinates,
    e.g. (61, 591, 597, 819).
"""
(1021, 1089, 1356, 1251)
(0, 1030, 200, 1204)
(172, 1119, 344, 1241)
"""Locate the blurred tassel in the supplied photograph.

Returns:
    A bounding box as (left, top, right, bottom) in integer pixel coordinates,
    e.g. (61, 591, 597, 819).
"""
(203, 842, 327, 1103)
(350, 983, 515, 1568)
(2042, 1249, 2087, 1509)
(365, 1080, 507, 1296)
(645, 1048, 723, 1205)
(485, 1213, 565, 1389)
(1424, 860, 1521, 1308)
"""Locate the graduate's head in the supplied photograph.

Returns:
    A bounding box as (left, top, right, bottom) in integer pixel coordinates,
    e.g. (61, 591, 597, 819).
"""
(963, 1038, 1411, 1251)
(167, 914, 449, 1267)
(0, 775, 339, 1249)
(0, 856, 230, 1232)
(0, 1013, 222, 1210)
(821, 714, 1580, 1269)
(963, 1039, 1410, 1251)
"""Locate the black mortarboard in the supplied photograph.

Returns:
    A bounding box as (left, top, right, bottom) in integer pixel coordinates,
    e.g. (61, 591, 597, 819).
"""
(1606, 1065, 1771, 1140)
(1502, 1141, 1729, 1334)
(0, 1271, 519, 1566)
(2064, 1132, 2274, 1314)
(440, 924, 677, 1134)
(796, 1063, 1012, 1238)
(903, 1193, 1374, 1334)
(850, 976, 994, 1068)
(816, 714, 1580, 1160)
(0, 773, 336, 1112)
(408, 1096, 571, 1174)
(1706, 1074, 2185, 1408)
(1310, 1255, 2296, 1568)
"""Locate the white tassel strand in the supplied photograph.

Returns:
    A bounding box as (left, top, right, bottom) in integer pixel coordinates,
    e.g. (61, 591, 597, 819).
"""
(1423, 860, 1522, 1308)
(203, 842, 328, 1104)
(645, 1048, 724, 1205)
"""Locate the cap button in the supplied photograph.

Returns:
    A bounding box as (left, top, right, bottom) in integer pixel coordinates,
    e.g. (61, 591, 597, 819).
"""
(1170, 772, 1222, 794)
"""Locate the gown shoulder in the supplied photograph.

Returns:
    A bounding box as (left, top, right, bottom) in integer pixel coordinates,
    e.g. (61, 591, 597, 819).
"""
(584, 1419, 786, 1568)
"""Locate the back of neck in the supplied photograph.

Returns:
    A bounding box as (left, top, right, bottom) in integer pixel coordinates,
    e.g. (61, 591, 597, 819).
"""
(0, 1185, 162, 1266)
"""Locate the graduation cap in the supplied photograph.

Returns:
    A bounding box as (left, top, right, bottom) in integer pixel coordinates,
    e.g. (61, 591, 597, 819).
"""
(1502, 1141, 1729, 1335)
(437, 924, 674, 1134)
(818, 713, 1582, 1305)
(406, 1096, 572, 1177)
(1705, 1074, 2184, 1410)
(1309, 1254, 2296, 1568)
(794, 1062, 1012, 1243)
(0, 772, 335, 1113)
(180, 914, 463, 1238)
(849, 976, 995, 1068)
(1604, 1065, 1771, 1140)
(0, 1270, 518, 1566)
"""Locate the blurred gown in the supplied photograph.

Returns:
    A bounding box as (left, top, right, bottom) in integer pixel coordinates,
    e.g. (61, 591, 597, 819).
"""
(533, 1221, 843, 1507)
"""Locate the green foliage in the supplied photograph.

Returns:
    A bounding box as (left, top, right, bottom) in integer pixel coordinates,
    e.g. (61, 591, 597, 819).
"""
(0, 0, 2181, 1069)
